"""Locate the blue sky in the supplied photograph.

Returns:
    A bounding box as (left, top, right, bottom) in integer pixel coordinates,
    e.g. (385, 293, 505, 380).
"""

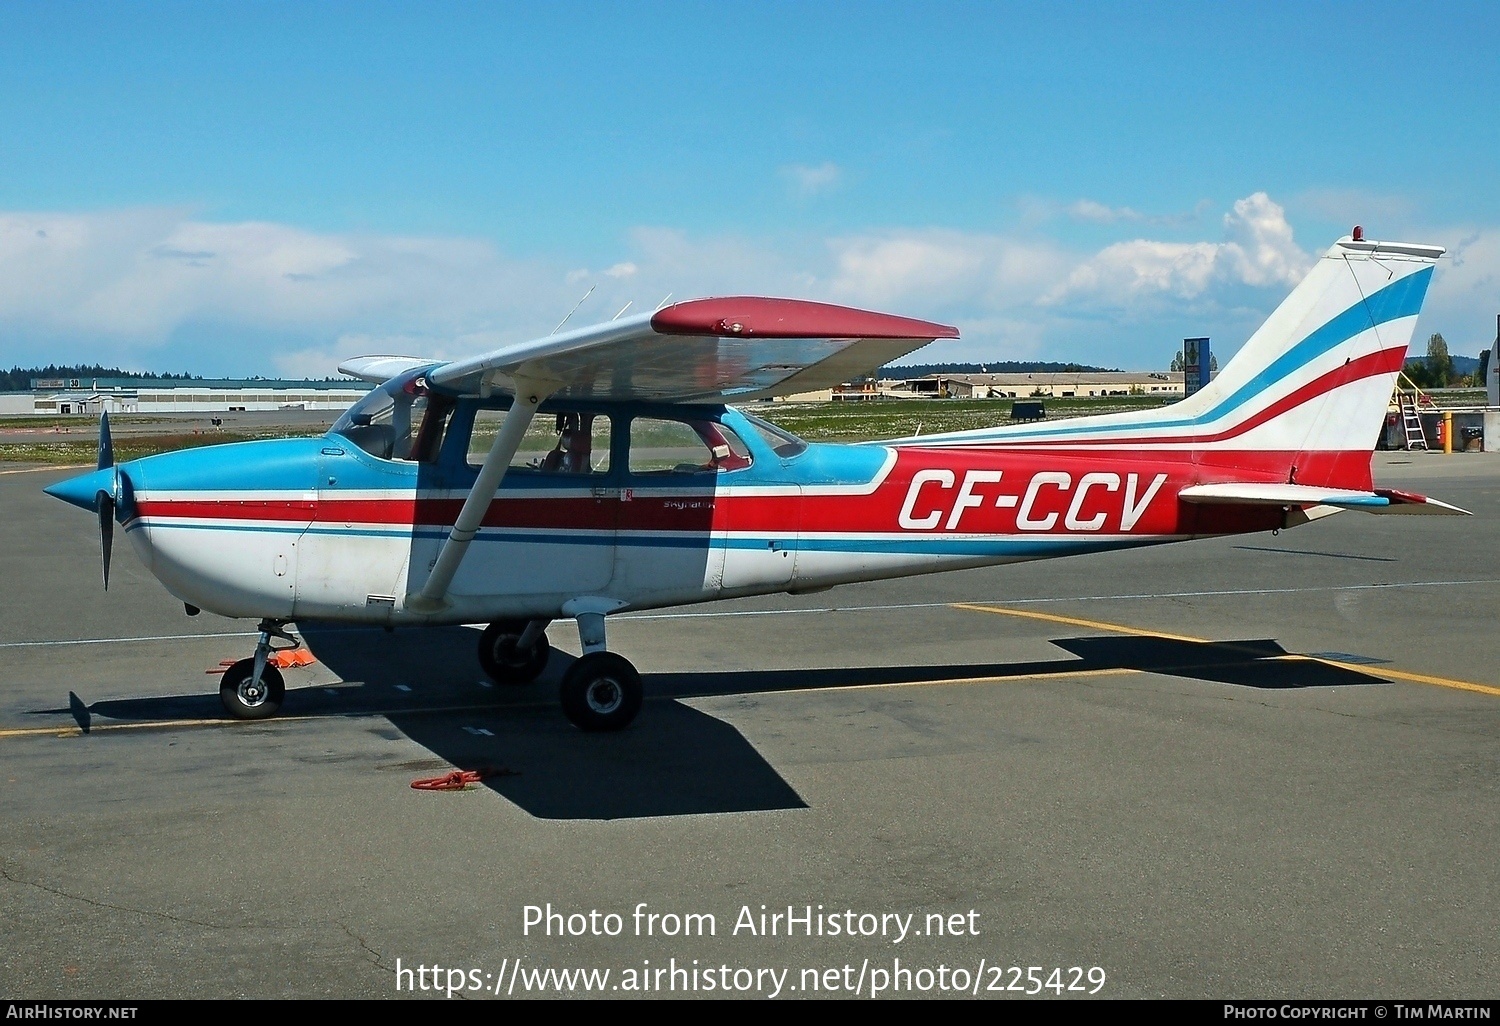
(1, 1, 1496, 376)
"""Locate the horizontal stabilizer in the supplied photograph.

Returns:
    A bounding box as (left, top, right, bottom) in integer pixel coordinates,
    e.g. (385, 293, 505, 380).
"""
(1179, 482, 1471, 516)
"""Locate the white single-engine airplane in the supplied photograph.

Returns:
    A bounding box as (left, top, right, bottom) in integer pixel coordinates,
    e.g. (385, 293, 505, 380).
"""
(45, 231, 1468, 730)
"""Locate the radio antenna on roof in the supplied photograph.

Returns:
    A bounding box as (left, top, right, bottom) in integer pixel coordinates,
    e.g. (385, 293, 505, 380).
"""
(552, 285, 595, 335)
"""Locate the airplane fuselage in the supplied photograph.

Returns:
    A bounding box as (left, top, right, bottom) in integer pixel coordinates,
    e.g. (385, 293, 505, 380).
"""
(110, 404, 1297, 627)
(39, 236, 1457, 728)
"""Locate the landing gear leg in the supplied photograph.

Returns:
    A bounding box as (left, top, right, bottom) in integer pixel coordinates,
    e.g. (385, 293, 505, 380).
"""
(558, 607, 641, 732)
(478, 618, 552, 684)
(220, 619, 297, 720)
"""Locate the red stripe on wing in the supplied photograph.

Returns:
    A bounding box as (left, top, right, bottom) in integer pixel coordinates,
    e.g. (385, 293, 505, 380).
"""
(651, 297, 958, 339)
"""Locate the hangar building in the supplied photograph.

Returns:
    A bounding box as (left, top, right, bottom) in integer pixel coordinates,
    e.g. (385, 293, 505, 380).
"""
(7, 377, 373, 416)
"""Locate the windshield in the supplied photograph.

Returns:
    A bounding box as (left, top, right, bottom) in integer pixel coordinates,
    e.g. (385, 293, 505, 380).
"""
(738, 411, 808, 458)
(331, 370, 450, 462)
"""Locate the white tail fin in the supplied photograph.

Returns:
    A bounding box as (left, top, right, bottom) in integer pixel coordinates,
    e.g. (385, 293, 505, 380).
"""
(905, 234, 1443, 489)
(1171, 235, 1441, 480)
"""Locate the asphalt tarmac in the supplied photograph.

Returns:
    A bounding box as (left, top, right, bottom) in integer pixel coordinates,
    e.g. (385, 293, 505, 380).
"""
(2, 452, 1497, 1000)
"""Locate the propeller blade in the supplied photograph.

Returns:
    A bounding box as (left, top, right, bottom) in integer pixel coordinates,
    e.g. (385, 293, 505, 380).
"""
(98, 411, 113, 470)
(97, 490, 114, 590)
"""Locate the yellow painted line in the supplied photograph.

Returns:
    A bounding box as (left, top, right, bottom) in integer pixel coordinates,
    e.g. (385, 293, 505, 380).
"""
(1330, 663, 1500, 698)
(952, 602, 1205, 643)
(1, 668, 1149, 740)
(0, 717, 242, 739)
(753, 666, 1141, 698)
(952, 602, 1500, 699)
(0, 699, 555, 741)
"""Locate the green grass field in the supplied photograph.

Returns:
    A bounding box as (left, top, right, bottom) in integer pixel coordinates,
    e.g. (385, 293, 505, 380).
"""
(751, 396, 1172, 441)
(2, 432, 272, 465)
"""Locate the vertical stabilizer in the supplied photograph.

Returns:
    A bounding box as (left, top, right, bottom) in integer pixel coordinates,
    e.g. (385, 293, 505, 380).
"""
(1176, 235, 1441, 485)
(899, 233, 1443, 491)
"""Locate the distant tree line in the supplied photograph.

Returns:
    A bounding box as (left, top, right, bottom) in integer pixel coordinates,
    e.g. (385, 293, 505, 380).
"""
(1403, 334, 1485, 389)
(882, 361, 1118, 378)
(0, 365, 200, 391)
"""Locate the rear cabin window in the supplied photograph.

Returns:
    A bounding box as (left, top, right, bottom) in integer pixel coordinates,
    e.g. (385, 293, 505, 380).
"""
(628, 418, 752, 475)
(468, 410, 611, 475)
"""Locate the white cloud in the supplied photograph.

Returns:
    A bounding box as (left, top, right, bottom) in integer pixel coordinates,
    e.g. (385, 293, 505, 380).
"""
(1068, 199, 1146, 224)
(827, 230, 1068, 310)
(0, 208, 579, 373)
(1045, 239, 1222, 303)
(1062, 198, 1211, 226)
(1218, 192, 1311, 288)
(271, 327, 519, 380)
(621, 226, 807, 296)
(271, 333, 426, 380)
(780, 162, 841, 197)
(1043, 192, 1311, 305)
(1419, 228, 1500, 354)
(0, 209, 563, 341)
(2, 192, 1452, 375)
(830, 233, 986, 305)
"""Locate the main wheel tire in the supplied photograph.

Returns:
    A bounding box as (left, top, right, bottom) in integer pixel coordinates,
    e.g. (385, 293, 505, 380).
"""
(219, 658, 286, 720)
(559, 652, 643, 732)
(478, 619, 551, 685)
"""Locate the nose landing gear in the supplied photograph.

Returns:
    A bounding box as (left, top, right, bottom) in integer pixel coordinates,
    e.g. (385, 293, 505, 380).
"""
(219, 620, 298, 719)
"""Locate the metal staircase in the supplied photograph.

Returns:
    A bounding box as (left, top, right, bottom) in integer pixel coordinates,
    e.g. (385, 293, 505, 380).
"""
(1392, 373, 1433, 451)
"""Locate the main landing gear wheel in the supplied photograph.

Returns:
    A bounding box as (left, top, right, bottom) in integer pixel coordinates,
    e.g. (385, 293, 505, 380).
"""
(478, 619, 551, 685)
(219, 658, 285, 720)
(559, 652, 642, 732)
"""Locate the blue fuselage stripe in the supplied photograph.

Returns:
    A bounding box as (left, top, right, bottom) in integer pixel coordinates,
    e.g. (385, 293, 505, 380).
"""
(130, 519, 1166, 558)
(915, 266, 1431, 443)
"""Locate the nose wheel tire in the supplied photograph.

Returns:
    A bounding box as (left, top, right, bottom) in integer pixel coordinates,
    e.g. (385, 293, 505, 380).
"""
(219, 659, 286, 720)
(478, 619, 551, 685)
(559, 652, 642, 732)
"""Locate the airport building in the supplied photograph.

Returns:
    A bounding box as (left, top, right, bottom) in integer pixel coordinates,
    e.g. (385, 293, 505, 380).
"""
(4, 377, 373, 416)
(2, 369, 1186, 414)
(775, 370, 1185, 403)
(895, 371, 1185, 399)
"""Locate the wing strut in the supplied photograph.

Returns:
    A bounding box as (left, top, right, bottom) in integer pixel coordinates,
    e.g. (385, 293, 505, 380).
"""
(406, 374, 558, 613)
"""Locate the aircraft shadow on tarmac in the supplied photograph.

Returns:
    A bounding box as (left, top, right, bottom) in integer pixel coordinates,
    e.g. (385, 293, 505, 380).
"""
(59, 624, 1390, 820)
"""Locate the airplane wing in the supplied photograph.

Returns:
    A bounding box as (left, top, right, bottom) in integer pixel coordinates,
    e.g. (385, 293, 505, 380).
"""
(341, 297, 958, 403)
(1179, 483, 1471, 516)
(338, 356, 440, 384)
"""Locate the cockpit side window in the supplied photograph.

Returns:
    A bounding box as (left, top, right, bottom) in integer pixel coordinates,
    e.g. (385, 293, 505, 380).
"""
(467, 408, 612, 475)
(738, 411, 808, 458)
(333, 388, 398, 459)
(628, 417, 753, 475)
(331, 373, 453, 463)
